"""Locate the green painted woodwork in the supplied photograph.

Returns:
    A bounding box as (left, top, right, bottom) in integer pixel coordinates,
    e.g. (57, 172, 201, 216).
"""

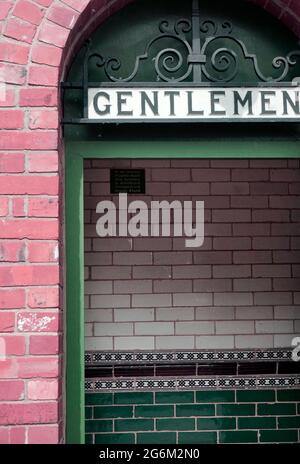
(65, 153, 85, 444)
(65, 139, 300, 443)
(67, 141, 300, 159)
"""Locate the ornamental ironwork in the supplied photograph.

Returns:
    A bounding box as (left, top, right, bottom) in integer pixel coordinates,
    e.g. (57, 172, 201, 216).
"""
(80, 0, 300, 85)
(61, 0, 300, 123)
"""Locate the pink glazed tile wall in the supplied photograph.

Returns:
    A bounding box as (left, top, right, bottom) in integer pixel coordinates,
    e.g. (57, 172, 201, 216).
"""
(84, 159, 300, 351)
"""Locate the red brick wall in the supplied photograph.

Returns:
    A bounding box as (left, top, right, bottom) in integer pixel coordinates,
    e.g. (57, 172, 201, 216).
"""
(0, 0, 300, 445)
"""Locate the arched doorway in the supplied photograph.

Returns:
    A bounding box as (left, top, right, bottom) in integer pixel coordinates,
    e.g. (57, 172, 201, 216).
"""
(63, 0, 300, 444)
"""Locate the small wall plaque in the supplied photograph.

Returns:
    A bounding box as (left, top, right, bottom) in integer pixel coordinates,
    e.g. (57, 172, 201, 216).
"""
(110, 169, 146, 194)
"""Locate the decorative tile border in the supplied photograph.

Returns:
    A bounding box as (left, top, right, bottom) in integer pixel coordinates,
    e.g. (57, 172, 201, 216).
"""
(85, 375, 300, 391)
(85, 349, 292, 365)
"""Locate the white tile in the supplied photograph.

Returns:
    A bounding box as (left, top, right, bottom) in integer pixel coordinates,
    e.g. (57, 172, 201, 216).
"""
(235, 306, 273, 320)
(274, 306, 300, 320)
(114, 336, 155, 350)
(132, 294, 172, 307)
(255, 320, 294, 334)
(176, 321, 214, 335)
(156, 307, 194, 321)
(85, 309, 113, 322)
(196, 335, 234, 349)
(155, 336, 194, 349)
(274, 334, 298, 348)
(85, 281, 112, 294)
(85, 337, 113, 350)
(195, 307, 234, 320)
(91, 295, 130, 308)
(216, 321, 254, 334)
(114, 308, 154, 322)
(135, 322, 174, 335)
(235, 335, 273, 349)
(94, 322, 133, 336)
(173, 293, 212, 307)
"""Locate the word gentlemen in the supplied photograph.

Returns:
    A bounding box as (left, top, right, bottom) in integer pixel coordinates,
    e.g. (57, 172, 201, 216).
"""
(88, 86, 300, 121)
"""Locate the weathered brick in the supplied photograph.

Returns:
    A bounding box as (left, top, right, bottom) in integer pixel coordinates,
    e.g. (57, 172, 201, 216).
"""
(38, 21, 69, 47)
(0, 89, 16, 107)
(0, 288, 25, 309)
(28, 197, 58, 217)
(28, 66, 59, 86)
(29, 110, 59, 129)
(0, 110, 24, 129)
(0, 153, 25, 173)
(17, 311, 59, 332)
(60, 0, 90, 12)
(28, 379, 58, 400)
(18, 356, 58, 378)
(0, 198, 8, 217)
(0, 312, 15, 332)
(12, 198, 26, 217)
(0, 241, 26, 262)
(0, 402, 58, 425)
(0, 335, 26, 355)
(28, 152, 58, 172)
(29, 335, 59, 355)
(0, 265, 59, 286)
(31, 44, 62, 66)
(9, 426, 26, 444)
(0, 43, 29, 64)
(28, 425, 59, 444)
(19, 87, 58, 106)
(28, 241, 58, 262)
(0, 381, 24, 401)
(0, 62, 26, 84)
(13, 1, 44, 25)
(47, 5, 79, 29)
(0, 219, 58, 239)
(0, 132, 57, 150)
(4, 17, 37, 43)
(0, 176, 58, 194)
(0, 2, 13, 21)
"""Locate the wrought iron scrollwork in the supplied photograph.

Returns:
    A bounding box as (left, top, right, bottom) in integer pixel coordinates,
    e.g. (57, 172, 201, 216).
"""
(81, 0, 300, 86)
(199, 19, 232, 36)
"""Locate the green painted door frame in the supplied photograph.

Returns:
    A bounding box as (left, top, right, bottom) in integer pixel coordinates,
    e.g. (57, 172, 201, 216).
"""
(65, 139, 300, 443)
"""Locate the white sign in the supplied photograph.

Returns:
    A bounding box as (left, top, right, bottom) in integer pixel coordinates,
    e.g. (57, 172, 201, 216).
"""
(88, 86, 300, 122)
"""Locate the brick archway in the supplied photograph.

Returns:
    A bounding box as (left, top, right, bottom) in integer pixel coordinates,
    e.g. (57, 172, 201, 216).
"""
(0, 0, 299, 445)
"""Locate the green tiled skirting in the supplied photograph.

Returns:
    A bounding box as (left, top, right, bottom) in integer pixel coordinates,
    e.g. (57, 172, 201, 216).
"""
(85, 389, 300, 444)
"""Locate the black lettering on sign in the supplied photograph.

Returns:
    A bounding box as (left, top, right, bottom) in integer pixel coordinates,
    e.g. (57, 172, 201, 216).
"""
(110, 169, 146, 194)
